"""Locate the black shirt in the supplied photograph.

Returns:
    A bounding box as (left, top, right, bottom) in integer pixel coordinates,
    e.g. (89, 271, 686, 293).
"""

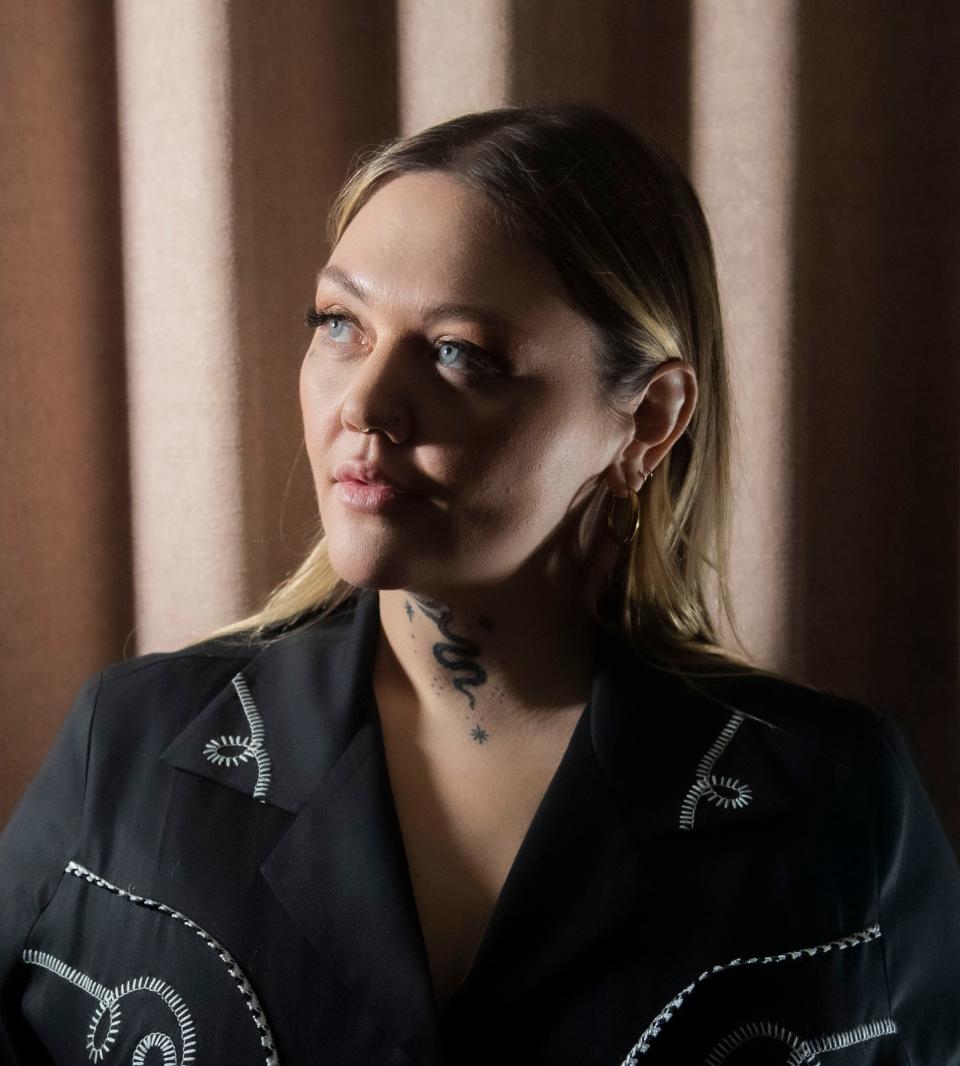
(2, 586, 959, 1064)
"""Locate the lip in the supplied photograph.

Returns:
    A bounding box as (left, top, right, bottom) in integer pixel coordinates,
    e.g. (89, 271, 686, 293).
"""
(334, 479, 419, 514)
(334, 458, 411, 493)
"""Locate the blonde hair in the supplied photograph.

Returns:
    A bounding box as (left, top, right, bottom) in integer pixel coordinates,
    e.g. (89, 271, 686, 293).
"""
(202, 103, 791, 695)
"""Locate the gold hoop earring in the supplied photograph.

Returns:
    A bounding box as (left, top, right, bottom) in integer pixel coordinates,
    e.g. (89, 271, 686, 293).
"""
(604, 470, 651, 545)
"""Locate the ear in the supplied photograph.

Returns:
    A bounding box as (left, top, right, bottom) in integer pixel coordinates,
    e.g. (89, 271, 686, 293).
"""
(604, 360, 698, 496)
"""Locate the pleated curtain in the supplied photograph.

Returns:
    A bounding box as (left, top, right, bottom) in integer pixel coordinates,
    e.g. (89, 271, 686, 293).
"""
(2, 1, 958, 850)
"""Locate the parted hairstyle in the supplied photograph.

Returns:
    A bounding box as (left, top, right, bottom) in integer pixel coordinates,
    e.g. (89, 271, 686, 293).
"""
(202, 102, 792, 696)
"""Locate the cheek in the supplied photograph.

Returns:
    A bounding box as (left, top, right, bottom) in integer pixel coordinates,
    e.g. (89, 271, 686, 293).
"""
(461, 418, 557, 529)
(298, 364, 308, 425)
(298, 351, 312, 410)
(479, 414, 599, 529)
(300, 353, 336, 432)
(299, 357, 336, 476)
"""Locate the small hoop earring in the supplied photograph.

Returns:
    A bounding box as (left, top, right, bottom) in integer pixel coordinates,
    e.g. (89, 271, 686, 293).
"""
(604, 470, 651, 545)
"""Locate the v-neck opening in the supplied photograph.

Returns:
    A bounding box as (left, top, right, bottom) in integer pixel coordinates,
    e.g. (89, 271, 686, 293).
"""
(361, 591, 605, 1024)
(372, 682, 596, 1024)
(443, 692, 594, 1007)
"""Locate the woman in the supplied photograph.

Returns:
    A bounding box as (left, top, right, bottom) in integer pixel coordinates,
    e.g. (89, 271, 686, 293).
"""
(2, 103, 958, 1064)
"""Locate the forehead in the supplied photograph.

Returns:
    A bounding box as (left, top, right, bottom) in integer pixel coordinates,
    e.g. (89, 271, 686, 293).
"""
(318, 172, 579, 333)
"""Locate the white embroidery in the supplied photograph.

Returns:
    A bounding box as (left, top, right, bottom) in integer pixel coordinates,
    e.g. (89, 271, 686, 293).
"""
(133, 1031, 180, 1065)
(20, 948, 195, 1063)
(21, 861, 279, 1065)
(680, 711, 753, 829)
(617, 923, 882, 1064)
(703, 1016, 898, 1064)
(203, 671, 272, 802)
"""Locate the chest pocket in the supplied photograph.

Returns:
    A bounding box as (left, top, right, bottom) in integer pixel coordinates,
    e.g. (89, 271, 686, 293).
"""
(614, 922, 903, 1066)
(19, 860, 278, 1065)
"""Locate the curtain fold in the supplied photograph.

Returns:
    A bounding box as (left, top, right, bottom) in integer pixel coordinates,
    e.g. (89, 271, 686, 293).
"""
(3, 0, 957, 849)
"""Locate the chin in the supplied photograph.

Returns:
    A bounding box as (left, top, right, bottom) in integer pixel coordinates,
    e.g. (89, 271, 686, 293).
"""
(323, 535, 412, 592)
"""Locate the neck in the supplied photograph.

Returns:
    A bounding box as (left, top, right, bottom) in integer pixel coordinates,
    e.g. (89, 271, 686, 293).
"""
(373, 582, 599, 748)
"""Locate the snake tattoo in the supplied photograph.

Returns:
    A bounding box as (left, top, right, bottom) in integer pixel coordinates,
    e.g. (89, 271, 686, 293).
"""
(408, 594, 490, 739)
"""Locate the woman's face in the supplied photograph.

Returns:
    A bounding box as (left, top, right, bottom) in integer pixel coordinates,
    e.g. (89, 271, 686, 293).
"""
(300, 170, 631, 595)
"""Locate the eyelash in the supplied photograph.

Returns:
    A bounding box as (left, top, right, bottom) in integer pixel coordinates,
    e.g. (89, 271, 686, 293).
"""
(303, 304, 501, 381)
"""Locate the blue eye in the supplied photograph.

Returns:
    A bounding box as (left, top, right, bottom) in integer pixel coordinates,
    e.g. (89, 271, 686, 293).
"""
(437, 341, 472, 372)
(305, 306, 353, 341)
(304, 304, 502, 382)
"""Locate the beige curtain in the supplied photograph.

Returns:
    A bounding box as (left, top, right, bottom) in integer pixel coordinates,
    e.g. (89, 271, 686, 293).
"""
(3, 1, 958, 851)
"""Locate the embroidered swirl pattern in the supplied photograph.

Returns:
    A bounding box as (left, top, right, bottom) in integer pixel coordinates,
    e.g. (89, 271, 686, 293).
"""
(703, 1016, 898, 1064)
(19, 949, 194, 1064)
(617, 923, 885, 1064)
(202, 671, 272, 801)
(22, 861, 279, 1065)
(679, 711, 753, 829)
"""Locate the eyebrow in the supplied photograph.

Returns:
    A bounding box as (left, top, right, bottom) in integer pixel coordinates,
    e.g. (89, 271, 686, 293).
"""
(314, 264, 523, 335)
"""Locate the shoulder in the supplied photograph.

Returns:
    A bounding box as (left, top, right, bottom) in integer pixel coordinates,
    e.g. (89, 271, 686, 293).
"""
(668, 663, 890, 773)
(83, 635, 259, 721)
(690, 665, 958, 854)
(97, 596, 359, 688)
(81, 600, 361, 742)
(671, 665, 934, 834)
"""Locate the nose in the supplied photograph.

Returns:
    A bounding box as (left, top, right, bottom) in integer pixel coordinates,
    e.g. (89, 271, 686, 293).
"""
(340, 331, 415, 439)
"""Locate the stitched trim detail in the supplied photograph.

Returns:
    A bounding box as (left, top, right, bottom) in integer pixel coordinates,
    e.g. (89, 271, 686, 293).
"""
(680, 711, 753, 829)
(132, 1031, 181, 1065)
(617, 923, 882, 1064)
(22, 860, 280, 1065)
(21, 948, 196, 1063)
(703, 1016, 899, 1065)
(202, 671, 272, 802)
